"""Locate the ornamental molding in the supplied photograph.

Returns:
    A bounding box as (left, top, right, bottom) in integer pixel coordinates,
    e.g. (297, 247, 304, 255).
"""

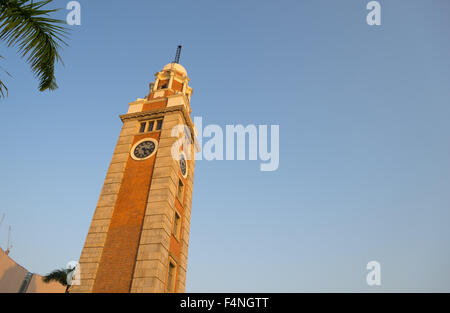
(119, 105, 200, 152)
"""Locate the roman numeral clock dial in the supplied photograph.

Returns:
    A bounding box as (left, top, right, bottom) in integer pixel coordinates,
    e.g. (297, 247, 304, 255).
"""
(131, 139, 158, 160)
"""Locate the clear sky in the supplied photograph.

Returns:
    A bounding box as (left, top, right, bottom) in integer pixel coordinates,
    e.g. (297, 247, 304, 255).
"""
(0, 0, 449, 292)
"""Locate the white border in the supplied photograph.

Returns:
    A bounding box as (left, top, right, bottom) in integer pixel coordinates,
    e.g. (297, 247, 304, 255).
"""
(130, 138, 158, 161)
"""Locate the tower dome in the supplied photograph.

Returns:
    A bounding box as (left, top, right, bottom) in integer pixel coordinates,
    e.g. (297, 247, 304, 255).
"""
(163, 62, 187, 76)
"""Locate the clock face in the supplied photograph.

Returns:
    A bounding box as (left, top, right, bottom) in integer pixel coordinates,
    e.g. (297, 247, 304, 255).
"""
(133, 140, 156, 159)
(179, 154, 187, 177)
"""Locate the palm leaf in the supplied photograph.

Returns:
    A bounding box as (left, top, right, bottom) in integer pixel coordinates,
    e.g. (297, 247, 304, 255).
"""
(0, 55, 10, 97)
(0, 79, 7, 97)
(42, 268, 71, 286)
(0, 0, 69, 95)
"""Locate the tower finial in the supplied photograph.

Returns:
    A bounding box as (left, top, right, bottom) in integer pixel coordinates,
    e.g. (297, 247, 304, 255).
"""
(174, 45, 182, 64)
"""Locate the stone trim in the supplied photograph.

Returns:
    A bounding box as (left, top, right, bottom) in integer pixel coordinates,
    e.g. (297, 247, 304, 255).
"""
(119, 105, 200, 152)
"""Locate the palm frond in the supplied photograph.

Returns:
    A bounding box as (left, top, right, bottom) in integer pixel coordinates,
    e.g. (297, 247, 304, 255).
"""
(0, 79, 7, 97)
(42, 268, 71, 286)
(0, 0, 69, 94)
(0, 55, 10, 97)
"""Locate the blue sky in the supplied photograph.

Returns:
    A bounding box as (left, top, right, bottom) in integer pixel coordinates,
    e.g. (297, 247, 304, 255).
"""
(0, 0, 449, 292)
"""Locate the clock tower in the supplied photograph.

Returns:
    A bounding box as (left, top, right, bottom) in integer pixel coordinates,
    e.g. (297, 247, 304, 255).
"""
(71, 53, 197, 293)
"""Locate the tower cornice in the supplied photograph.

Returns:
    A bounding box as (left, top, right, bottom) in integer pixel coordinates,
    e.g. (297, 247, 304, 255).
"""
(119, 105, 200, 152)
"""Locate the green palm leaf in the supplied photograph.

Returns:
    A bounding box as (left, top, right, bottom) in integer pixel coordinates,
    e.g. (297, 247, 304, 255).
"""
(43, 267, 75, 293)
(0, 0, 69, 97)
(0, 55, 11, 97)
(42, 268, 73, 286)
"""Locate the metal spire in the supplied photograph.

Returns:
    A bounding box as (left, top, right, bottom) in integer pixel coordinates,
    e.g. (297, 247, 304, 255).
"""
(174, 45, 182, 64)
(6, 225, 12, 255)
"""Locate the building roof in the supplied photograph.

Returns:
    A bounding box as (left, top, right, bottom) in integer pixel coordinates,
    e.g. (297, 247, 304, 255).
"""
(0, 247, 65, 293)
